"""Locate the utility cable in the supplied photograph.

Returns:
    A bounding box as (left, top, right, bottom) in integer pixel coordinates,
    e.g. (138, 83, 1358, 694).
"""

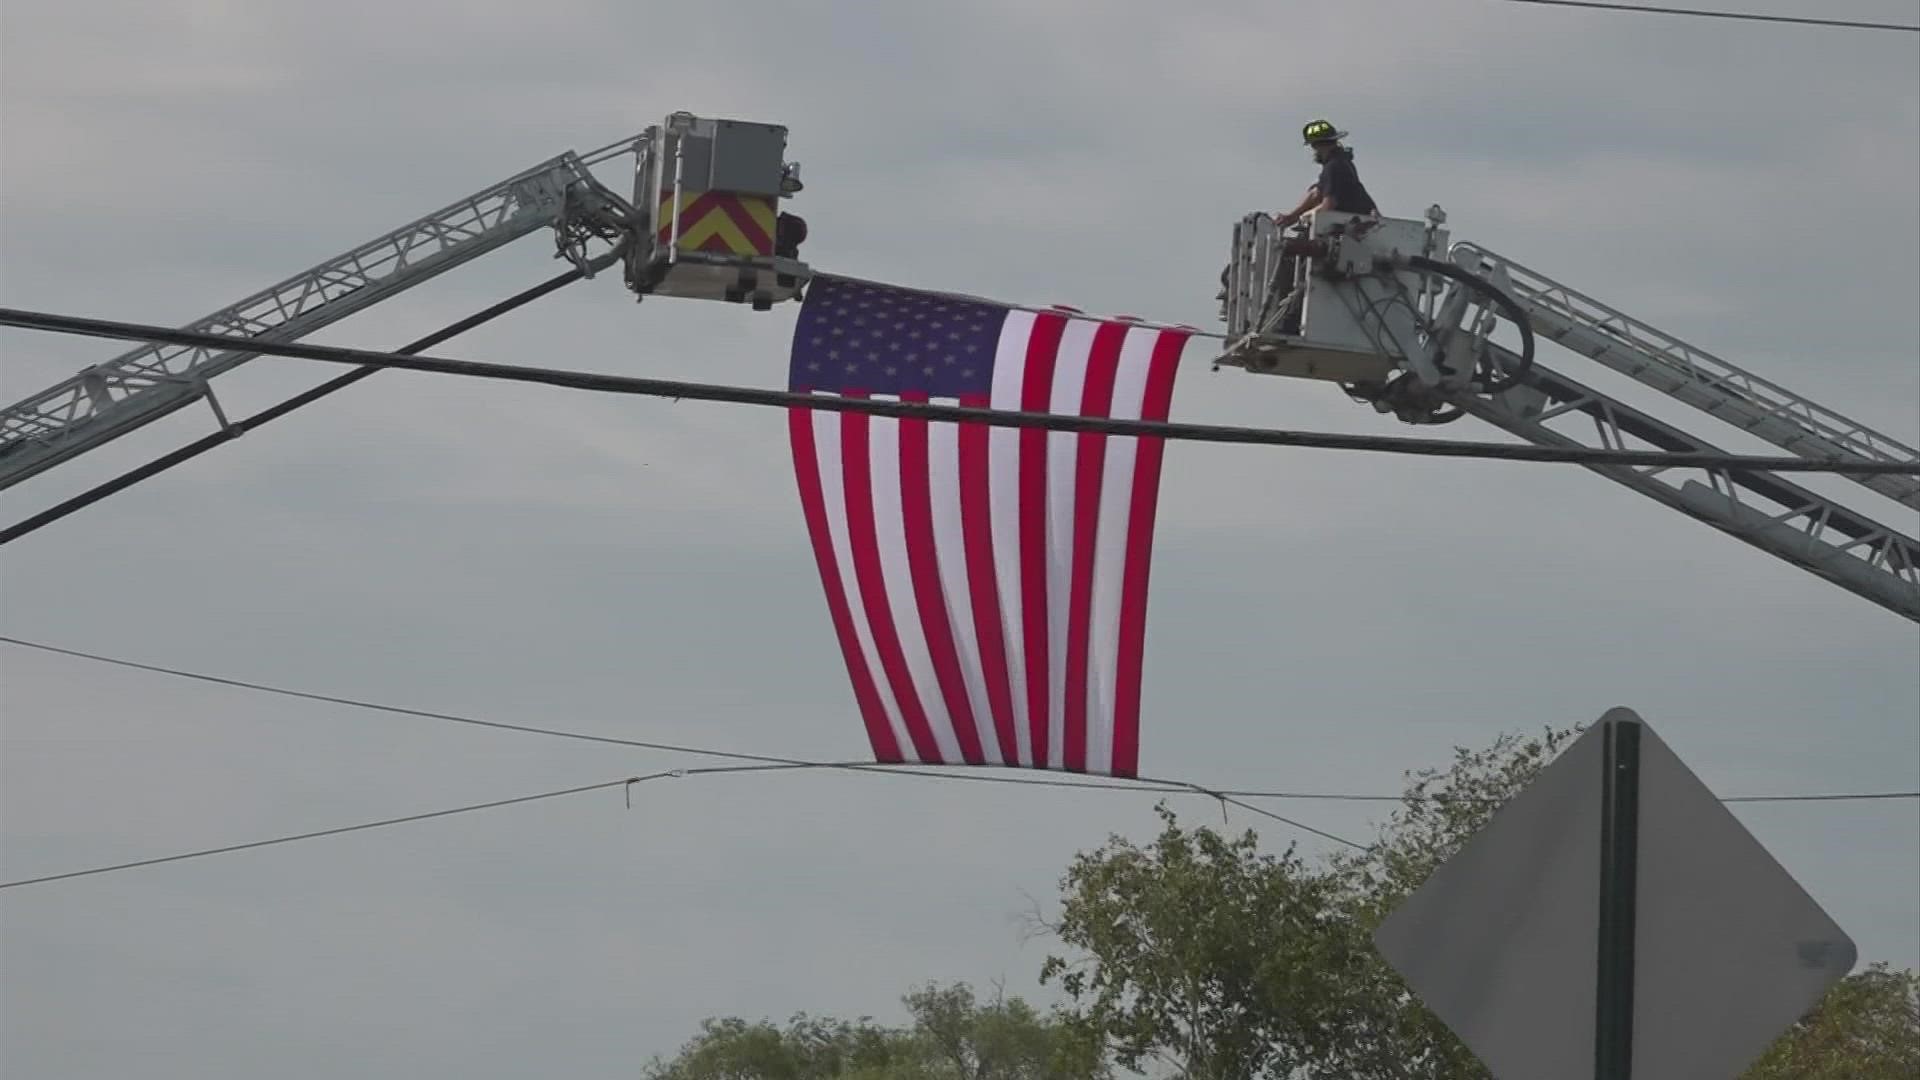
(0, 635, 815, 768)
(0, 777, 638, 889)
(14, 740, 1917, 890)
(6, 635, 1912, 808)
(0, 635, 1364, 847)
(0, 266, 593, 546)
(0, 758, 1367, 891)
(1185, 789, 1368, 849)
(0, 768, 763, 890)
(15, 722, 1911, 890)
(3, 305, 1915, 480)
(1503, 0, 1919, 32)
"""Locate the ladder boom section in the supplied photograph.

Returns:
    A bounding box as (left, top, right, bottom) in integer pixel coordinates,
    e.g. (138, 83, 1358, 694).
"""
(1455, 242, 1920, 510)
(1456, 347, 1920, 624)
(0, 152, 607, 489)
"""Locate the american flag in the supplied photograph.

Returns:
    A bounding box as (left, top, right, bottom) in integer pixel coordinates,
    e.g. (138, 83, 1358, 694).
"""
(785, 276, 1190, 777)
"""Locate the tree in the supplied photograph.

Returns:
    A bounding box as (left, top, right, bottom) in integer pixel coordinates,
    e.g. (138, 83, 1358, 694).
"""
(642, 1014, 909, 1080)
(1040, 726, 1920, 1077)
(899, 983, 1109, 1080)
(1743, 963, 1920, 1079)
(644, 982, 1108, 1080)
(1035, 808, 1351, 1079)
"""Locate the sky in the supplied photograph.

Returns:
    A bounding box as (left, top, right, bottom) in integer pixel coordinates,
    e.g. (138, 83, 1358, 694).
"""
(2, 1, 1916, 1075)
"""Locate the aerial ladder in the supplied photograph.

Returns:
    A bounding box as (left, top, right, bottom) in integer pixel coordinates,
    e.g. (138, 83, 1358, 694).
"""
(1215, 207, 1920, 623)
(0, 111, 809, 489)
(2, 127, 1915, 624)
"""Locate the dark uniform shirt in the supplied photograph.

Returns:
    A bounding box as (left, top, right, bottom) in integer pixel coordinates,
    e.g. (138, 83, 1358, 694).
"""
(1316, 147, 1377, 215)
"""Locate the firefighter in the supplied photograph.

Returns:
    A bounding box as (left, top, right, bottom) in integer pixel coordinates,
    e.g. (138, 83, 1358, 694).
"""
(1216, 121, 1379, 325)
(1273, 119, 1378, 227)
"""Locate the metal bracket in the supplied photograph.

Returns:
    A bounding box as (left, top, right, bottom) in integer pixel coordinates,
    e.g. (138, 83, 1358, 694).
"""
(196, 377, 232, 433)
(665, 113, 692, 266)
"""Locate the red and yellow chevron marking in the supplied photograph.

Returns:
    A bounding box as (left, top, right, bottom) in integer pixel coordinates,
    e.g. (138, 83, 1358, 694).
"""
(656, 190, 775, 257)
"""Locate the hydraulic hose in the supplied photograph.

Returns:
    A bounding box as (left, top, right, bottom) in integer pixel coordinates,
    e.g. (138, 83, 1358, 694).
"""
(1407, 254, 1536, 395)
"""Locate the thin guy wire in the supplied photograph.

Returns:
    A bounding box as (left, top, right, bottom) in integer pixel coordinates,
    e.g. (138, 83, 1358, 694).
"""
(0, 763, 865, 890)
(0, 765, 1360, 890)
(6, 636, 1913, 807)
(0, 777, 649, 889)
(1503, 0, 1918, 32)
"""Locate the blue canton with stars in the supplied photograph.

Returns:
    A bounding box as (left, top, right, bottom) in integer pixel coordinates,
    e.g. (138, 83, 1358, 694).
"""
(789, 277, 1008, 397)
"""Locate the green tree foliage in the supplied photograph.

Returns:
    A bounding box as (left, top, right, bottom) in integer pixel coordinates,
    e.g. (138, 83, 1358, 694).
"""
(1033, 808, 1350, 1079)
(643, 982, 1108, 1080)
(640, 1014, 903, 1080)
(1040, 726, 1920, 1078)
(648, 729, 1914, 1076)
(1743, 963, 1920, 1079)
(898, 983, 1108, 1080)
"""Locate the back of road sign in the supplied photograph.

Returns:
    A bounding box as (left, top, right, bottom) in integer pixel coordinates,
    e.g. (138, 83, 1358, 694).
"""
(1371, 725, 1606, 1078)
(1373, 709, 1857, 1080)
(1628, 725, 1857, 1078)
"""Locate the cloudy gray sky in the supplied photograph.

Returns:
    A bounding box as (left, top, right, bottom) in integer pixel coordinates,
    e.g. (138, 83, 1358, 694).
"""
(3, 1, 1916, 1075)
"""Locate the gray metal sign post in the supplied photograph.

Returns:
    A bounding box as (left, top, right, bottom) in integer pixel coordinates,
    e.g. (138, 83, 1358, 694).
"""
(1594, 715, 1639, 1079)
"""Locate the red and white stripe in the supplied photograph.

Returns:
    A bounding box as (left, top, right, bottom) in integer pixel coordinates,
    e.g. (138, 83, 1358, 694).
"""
(788, 310, 1188, 777)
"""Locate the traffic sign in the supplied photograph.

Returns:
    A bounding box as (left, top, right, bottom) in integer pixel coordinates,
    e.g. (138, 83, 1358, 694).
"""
(1371, 708, 1856, 1079)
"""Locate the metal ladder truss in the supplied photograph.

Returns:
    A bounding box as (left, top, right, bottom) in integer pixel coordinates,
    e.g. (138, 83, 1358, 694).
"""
(0, 149, 637, 490)
(1453, 347, 1920, 623)
(1454, 242, 1920, 511)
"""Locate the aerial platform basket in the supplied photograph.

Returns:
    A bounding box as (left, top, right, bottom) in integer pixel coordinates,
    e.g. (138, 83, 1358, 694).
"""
(1215, 209, 1450, 386)
(625, 112, 809, 310)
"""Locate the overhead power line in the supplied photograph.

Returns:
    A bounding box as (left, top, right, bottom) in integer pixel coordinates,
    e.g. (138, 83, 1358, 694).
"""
(1504, 0, 1919, 32)
(7, 623, 1916, 890)
(3, 305, 1916, 481)
(0, 771, 686, 890)
(0, 267, 592, 546)
(0, 635, 1360, 852)
(0, 759, 1362, 891)
(7, 711, 1910, 892)
(6, 635, 1913, 807)
(8, 747, 1913, 892)
(0, 635, 895, 770)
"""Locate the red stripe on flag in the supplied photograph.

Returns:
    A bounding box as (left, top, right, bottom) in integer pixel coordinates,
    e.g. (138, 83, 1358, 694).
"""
(1017, 314, 1066, 768)
(897, 393, 986, 765)
(1111, 331, 1187, 778)
(788, 406, 901, 763)
(839, 403, 945, 763)
(1061, 322, 1128, 772)
(957, 393, 1020, 765)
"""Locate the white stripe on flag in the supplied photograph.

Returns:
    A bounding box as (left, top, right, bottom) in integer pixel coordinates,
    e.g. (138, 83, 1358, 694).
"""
(811, 408, 914, 760)
(987, 310, 1035, 766)
(1086, 328, 1159, 774)
(926, 414, 1003, 765)
(1044, 318, 1097, 772)
(867, 409, 964, 764)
